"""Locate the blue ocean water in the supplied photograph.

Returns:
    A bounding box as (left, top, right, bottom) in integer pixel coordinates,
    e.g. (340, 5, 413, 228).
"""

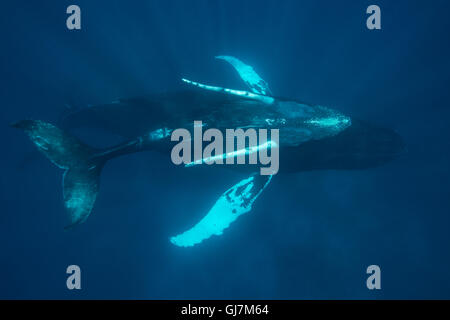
(1, 0, 450, 299)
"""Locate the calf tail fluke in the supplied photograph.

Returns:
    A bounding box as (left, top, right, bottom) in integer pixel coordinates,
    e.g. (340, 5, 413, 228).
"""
(11, 120, 104, 228)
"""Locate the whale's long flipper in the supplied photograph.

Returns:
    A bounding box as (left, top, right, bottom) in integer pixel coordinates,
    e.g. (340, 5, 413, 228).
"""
(215, 55, 273, 96)
(184, 140, 278, 168)
(181, 78, 274, 105)
(170, 174, 273, 247)
(11, 120, 104, 228)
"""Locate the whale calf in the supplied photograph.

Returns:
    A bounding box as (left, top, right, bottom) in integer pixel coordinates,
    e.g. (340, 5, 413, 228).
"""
(12, 56, 405, 247)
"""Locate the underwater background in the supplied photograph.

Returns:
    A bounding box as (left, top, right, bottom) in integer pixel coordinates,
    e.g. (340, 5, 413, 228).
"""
(1, 0, 450, 299)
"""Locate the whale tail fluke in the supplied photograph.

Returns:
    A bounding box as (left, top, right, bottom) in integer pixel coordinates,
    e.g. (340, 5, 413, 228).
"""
(11, 120, 104, 228)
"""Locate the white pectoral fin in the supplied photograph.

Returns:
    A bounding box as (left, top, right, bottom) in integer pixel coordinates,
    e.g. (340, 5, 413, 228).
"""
(181, 78, 274, 104)
(170, 174, 273, 247)
(185, 140, 278, 167)
(215, 55, 273, 96)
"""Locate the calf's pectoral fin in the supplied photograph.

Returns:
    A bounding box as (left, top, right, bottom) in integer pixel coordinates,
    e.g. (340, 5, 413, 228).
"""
(215, 55, 273, 96)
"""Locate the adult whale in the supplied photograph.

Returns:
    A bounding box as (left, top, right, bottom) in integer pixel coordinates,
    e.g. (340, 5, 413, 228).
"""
(12, 56, 405, 247)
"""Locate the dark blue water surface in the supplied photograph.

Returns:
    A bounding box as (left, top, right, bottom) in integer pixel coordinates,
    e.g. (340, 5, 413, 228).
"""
(1, 0, 450, 299)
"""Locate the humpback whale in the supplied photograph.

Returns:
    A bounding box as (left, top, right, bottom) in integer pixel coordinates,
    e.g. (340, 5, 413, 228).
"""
(12, 56, 405, 247)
